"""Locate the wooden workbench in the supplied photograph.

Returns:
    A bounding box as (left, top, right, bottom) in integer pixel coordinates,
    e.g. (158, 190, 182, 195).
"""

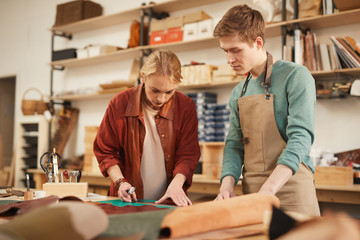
(27, 169, 360, 205)
(190, 174, 360, 205)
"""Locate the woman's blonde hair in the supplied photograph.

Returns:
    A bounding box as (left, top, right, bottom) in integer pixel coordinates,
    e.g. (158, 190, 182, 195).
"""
(140, 49, 182, 83)
(213, 4, 265, 46)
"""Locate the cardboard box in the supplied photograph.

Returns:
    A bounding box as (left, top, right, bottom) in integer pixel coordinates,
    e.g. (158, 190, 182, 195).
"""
(184, 11, 211, 24)
(166, 27, 183, 43)
(88, 45, 118, 57)
(333, 0, 360, 11)
(76, 48, 88, 59)
(150, 19, 166, 32)
(166, 16, 183, 29)
(314, 166, 353, 185)
(183, 22, 198, 41)
(150, 30, 166, 45)
(198, 19, 213, 39)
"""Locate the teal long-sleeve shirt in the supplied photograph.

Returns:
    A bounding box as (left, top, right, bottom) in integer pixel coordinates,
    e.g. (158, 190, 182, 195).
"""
(221, 60, 316, 185)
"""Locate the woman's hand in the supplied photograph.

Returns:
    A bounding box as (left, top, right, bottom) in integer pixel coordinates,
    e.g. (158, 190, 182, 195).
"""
(118, 182, 137, 202)
(155, 174, 191, 207)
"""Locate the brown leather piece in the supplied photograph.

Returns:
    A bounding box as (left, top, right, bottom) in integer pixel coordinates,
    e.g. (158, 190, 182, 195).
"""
(160, 193, 280, 238)
(0, 195, 59, 218)
(91, 202, 165, 215)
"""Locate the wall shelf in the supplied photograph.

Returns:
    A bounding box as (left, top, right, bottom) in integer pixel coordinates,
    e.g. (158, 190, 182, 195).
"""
(50, 0, 231, 34)
(311, 68, 360, 79)
(50, 93, 118, 101)
(50, 48, 141, 68)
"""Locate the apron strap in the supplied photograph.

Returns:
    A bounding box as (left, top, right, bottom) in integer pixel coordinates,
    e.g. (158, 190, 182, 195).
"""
(261, 52, 273, 100)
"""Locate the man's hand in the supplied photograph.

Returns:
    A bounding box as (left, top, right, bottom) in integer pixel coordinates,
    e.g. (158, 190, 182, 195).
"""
(215, 175, 236, 201)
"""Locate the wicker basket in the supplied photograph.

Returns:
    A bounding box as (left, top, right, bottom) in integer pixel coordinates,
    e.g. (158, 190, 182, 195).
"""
(21, 88, 48, 115)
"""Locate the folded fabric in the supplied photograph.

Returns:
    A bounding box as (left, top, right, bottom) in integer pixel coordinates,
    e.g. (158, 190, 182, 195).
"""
(160, 193, 280, 238)
(0, 202, 108, 240)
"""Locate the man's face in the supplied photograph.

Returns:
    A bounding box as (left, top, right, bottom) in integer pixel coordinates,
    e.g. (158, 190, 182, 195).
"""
(219, 34, 259, 75)
(142, 74, 177, 110)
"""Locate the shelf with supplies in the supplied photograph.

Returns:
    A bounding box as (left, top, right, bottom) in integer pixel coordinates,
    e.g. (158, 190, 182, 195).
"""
(283, 8, 360, 31)
(49, 92, 119, 101)
(49, 8, 360, 69)
(50, 47, 141, 68)
(50, 0, 228, 34)
(311, 68, 360, 79)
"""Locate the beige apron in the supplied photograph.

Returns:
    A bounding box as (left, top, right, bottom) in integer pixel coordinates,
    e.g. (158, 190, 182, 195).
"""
(238, 52, 320, 216)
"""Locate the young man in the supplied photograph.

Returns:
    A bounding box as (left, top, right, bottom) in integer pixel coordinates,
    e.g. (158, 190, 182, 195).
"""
(213, 5, 320, 216)
(94, 50, 200, 206)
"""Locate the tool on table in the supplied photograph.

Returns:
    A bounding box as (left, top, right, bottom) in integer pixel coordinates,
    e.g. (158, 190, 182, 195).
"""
(40, 148, 62, 183)
(26, 174, 30, 191)
(24, 174, 33, 200)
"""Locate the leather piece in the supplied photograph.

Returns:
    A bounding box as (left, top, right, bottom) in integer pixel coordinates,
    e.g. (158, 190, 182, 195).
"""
(160, 193, 280, 238)
(91, 202, 166, 215)
(0, 195, 59, 218)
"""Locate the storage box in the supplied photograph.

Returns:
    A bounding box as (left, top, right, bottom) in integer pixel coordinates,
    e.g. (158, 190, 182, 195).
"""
(76, 47, 88, 59)
(183, 22, 198, 41)
(52, 48, 77, 61)
(184, 11, 211, 24)
(54, 0, 103, 27)
(198, 19, 213, 39)
(166, 16, 183, 29)
(166, 27, 183, 43)
(150, 30, 167, 45)
(314, 166, 353, 185)
(333, 0, 360, 11)
(88, 45, 118, 57)
(150, 19, 166, 32)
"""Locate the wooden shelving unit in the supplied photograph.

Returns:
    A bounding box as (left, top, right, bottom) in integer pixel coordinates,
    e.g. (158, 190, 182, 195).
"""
(311, 68, 360, 79)
(50, 8, 360, 70)
(51, 48, 141, 68)
(50, 0, 229, 34)
(50, 93, 117, 101)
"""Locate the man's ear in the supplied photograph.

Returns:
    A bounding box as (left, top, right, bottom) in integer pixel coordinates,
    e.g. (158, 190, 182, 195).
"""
(255, 36, 264, 49)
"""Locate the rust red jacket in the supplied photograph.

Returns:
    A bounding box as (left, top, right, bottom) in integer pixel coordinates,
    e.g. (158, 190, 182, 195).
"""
(93, 83, 200, 198)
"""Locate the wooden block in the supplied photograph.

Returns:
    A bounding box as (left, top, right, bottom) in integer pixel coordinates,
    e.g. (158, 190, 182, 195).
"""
(43, 182, 88, 198)
(24, 190, 34, 200)
(314, 166, 353, 185)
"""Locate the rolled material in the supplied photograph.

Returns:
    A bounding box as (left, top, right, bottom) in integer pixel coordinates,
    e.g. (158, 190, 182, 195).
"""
(160, 193, 280, 238)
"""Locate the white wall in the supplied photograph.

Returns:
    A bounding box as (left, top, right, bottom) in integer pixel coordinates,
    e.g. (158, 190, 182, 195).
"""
(1, 0, 359, 162)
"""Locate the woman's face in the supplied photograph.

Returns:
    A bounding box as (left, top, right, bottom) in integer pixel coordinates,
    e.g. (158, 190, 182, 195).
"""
(142, 74, 178, 110)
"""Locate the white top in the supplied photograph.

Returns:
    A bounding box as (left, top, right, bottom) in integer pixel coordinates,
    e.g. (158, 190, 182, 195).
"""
(140, 101, 167, 200)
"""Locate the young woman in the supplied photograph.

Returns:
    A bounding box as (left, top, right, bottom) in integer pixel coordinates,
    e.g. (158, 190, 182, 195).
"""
(94, 50, 200, 206)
